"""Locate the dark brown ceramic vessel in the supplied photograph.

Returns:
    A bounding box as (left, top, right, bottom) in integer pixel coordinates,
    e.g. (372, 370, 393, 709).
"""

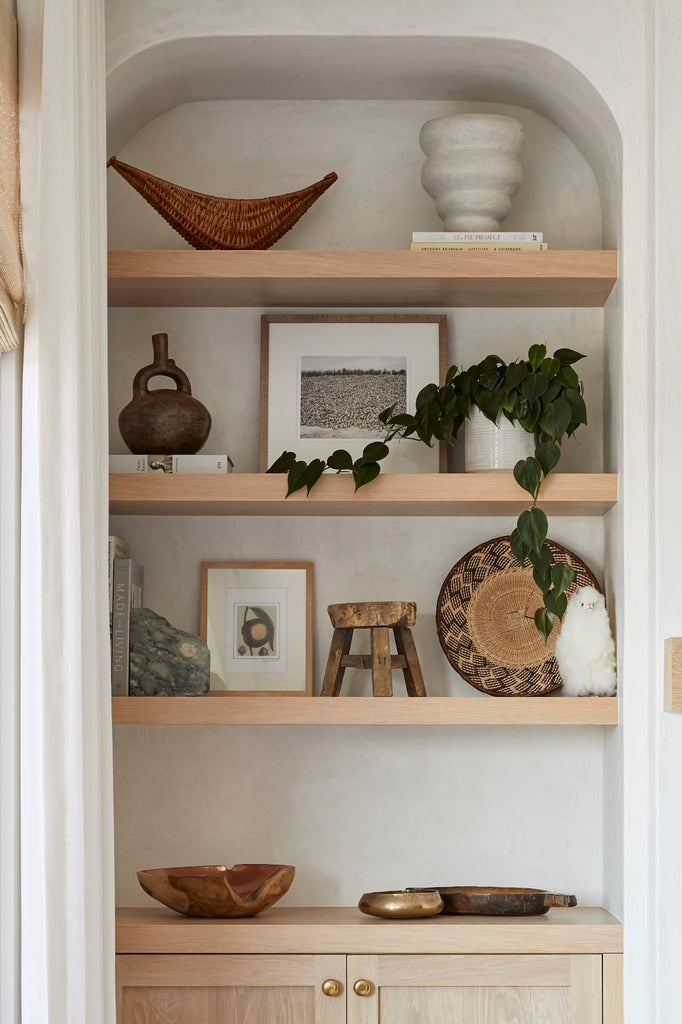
(118, 332, 211, 454)
(137, 863, 295, 918)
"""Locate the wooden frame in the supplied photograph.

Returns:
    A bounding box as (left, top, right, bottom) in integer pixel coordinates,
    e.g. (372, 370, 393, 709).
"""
(259, 314, 448, 473)
(200, 561, 314, 695)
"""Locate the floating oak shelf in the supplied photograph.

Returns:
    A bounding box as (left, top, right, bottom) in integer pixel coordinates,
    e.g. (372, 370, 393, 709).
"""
(109, 472, 618, 517)
(112, 695, 618, 726)
(116, 906, 623, 955)
(108, 250, 618, 308)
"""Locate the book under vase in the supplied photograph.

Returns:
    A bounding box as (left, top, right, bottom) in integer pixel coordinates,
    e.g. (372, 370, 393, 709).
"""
(128, 608, 210, 696)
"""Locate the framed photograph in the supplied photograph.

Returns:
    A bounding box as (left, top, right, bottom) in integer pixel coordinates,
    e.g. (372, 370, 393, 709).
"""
(260, 314, 448, 473)
(200, 561, 313, 694)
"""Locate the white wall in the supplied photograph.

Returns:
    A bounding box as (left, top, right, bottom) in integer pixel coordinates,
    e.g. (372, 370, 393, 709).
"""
(654, 2, 682, 1020)
(105, 2, 659, 1019)
(108, 96, 609, 909)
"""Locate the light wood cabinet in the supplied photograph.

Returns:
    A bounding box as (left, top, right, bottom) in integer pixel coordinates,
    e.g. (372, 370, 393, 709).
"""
(116, 954, 347, 1024)
(347, 954, 602, 1024)
(116, 950, 618, 1024)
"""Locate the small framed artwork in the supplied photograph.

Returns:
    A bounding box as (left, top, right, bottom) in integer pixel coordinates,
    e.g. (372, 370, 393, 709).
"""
(260, 314, 448, 473)
(200, 561, 314, 694)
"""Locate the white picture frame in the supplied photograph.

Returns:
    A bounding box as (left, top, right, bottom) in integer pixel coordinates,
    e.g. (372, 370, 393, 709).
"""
(260, 314, 448, 474)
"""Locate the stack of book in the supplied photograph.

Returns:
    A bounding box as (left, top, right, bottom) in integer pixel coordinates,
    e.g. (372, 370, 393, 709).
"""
(109, 536, 144, 696)
(410, 231, 547, 252)
(110, 454, 235, 474)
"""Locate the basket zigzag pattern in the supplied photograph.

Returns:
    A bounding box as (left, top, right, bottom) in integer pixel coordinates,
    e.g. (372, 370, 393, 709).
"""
(436, 536, 600, 696)
(107, 157, 338, 250)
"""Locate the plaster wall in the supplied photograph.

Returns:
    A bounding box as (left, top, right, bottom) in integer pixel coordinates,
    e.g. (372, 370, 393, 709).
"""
(105, 1, 657, 1019)
(654, 1, 682, 1020)
(109, 99, 608, 908)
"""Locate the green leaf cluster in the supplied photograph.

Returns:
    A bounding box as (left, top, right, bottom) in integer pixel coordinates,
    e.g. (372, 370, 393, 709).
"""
(267, 441, 390, 495)
(268, 345, 587, 637)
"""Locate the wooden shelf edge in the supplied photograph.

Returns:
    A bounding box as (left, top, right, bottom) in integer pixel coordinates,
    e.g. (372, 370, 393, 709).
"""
(115, 906, 623, 955)
(107, 249, 618, 308)
(112, 695, 619, 726)
(109, 472, 618, 517)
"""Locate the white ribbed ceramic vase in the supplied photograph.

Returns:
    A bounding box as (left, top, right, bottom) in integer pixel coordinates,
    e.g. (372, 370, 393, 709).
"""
(464, 407, 535, 472)
(419, 113, 526, 231)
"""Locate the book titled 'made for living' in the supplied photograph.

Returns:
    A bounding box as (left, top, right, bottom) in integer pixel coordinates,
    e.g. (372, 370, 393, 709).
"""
(111, 558, 144, 696)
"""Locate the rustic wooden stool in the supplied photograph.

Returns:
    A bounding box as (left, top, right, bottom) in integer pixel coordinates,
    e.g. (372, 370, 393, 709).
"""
(321, 601, 427, 697)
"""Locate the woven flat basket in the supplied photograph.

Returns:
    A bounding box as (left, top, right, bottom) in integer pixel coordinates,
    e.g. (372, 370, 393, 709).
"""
(436, 536, 600, 696)
(107, 157, 338, 250)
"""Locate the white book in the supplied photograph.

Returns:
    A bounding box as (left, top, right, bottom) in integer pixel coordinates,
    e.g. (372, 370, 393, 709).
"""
(147, 454, 235, 474)
(108, 535, 131, 617)
(412, 231, 543, 242)
(109, 454, 148, 473)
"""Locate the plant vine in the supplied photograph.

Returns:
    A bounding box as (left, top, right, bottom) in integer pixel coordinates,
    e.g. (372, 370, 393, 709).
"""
(268, 344, 587, 639)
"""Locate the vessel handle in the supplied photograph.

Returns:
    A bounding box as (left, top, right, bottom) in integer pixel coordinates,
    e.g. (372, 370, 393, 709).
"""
(543, 893, 577, 908)
(132, 333, 193, 396)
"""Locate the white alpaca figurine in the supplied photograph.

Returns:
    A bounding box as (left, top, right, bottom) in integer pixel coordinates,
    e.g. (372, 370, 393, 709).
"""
(554, 586, 617, 696)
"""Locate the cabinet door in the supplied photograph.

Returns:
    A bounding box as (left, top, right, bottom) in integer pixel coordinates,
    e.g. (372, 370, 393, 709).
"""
(347, 954, 601, 1024)
(116, 954, 346, 1024)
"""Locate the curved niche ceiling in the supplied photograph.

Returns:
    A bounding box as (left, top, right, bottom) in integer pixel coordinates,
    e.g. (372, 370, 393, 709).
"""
(107, 34, 621, 244)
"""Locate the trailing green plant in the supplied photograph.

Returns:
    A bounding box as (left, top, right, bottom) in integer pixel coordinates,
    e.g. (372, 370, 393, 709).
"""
(268, 344, 587, 639)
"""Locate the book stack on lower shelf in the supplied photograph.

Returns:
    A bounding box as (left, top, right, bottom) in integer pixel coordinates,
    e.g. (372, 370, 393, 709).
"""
(110, 536, 144, 697)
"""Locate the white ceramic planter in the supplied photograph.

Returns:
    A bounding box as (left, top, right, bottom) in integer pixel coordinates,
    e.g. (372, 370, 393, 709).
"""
(419, 113, 526, 231)
(464, 407, 535, 472)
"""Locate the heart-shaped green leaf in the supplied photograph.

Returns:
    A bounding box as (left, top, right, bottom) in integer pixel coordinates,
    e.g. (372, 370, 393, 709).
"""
(416, 382, 439, 409)
(362, 441, 390, 463)
(539, 396, 572, 440)
(550, 562, 575, 595)
(267, 451, 297, 474)
(556, 365, 580, 391)
(533, 562, 551, 591)
(528, 344, 547, 369)
(326, 449, 354, 471)
(540, 357, 561, 380)
(510, 529, 530, 566)
(535, 606, 555, 642)
(504, 362, 528, 391)
(352, 461, 381, 491)
(286, 460, 309, 496)
(554, 348, 585, 365)
(535, 441, 561, 477)
(304, 459, 326, 494)
(514, 456, 543, 498)
(521, 372, 549, 404)
(544, 589, 568, 618)
(517, 507, 548, 552)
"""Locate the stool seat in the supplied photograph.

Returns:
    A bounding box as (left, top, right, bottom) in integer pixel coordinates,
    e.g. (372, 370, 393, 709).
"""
(328, 601, 416, 629)
(322, 601, 426, 698)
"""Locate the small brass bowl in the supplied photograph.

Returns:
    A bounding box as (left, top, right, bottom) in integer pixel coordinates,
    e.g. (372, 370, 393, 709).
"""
(358, 889, 443, 919)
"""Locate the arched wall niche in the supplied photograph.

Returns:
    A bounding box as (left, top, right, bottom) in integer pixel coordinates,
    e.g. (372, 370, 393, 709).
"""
(107, 34, 622, 246)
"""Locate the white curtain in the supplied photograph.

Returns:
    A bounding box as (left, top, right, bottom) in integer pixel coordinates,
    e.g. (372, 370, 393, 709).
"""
(0, 1, 23, 352)
(18, 0, 115, 1021)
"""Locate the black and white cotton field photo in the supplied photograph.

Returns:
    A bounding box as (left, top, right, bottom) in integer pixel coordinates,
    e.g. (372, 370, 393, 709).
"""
(299, 355, 408, 439)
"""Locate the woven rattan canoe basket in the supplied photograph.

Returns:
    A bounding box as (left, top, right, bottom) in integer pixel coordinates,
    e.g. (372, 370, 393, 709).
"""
(107, 157, 338, 250)
(436, 536, 600, 696)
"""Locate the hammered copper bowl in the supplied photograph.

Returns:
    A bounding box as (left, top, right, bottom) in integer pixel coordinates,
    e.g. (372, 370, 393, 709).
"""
(137, 863, 295, 918)
(358, 889, 444, 919)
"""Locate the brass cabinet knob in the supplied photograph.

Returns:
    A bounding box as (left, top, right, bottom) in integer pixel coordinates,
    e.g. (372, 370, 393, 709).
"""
(353, 979, 373, 997)
(321, 979, 342, 997)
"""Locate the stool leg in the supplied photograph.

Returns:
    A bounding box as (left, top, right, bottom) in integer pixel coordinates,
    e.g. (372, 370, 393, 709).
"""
(370, 627, 393, 696)
(321, 628, 353, 696)
(393, 627, 427, 697)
